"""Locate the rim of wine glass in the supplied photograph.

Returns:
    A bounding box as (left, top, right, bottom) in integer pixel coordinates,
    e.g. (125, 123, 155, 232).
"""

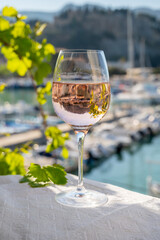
(59, 49, 104, 54)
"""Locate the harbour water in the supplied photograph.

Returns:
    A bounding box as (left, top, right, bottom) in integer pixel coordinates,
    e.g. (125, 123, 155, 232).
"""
(0, 89, 53, 113)
(85, 135, 160, 195)
(1, 89, 36, 104)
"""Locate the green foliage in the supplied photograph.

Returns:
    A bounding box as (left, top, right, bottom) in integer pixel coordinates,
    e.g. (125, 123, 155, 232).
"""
(0, 64, 13, 78)
(0, 6, 69, 186)
(0, 147, 25, 175)
(61, 146, 69, 159)
(34, 22, 47, 37)
(0, 17, 10, 31)
(35, 62, 51, 84)
(45, 165, 67, 185)
(19, 163, 67, 187)
(37, 82, 52, 104)
(18, 141, 32, 153)
(2, 6, 18, 17)
(45, 126, 69, 159)
(0, 83, 6, 92)
(28, 163, 49, 182)
(0, 7, 55, 79)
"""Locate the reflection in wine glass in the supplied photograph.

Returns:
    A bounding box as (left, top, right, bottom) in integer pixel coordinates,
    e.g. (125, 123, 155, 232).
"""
(52, 50, 111, 207)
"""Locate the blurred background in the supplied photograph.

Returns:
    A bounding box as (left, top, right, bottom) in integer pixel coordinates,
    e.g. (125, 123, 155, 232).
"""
(1, 0, 160, 197)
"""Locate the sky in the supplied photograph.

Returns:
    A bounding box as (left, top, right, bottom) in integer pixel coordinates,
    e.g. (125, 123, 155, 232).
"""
(1, 0, 160, 12)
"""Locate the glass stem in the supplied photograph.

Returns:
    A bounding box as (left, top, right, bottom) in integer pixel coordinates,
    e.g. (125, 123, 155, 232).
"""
(76, 131, 86, 192)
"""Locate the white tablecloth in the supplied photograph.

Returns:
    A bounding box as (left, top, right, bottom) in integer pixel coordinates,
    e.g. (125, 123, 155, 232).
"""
(0, 174, 160, 240)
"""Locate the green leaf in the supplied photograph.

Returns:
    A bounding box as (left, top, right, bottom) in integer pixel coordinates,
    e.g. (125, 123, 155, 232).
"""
(1, 47, 17, 59)
(17, 14, 27, 20)
(34, 62, 51, 85)
(14, 38, 32, 56)
(45, 126, 69, 153)
(45, 143, 54, 153)
(64, 132, 70, 140)
(0, 151, 26, 175)
(23, 57, 32, 68)
(16, 59, 28, 76)
(53, 163, 65, 170)
(36, 23, 47, 36)
(0, 147, 10, 153)
(7, 58, 20, 72)
(44, 43, 56, 55)
(45, 165, 67, 185)
(1, 47, 27, 76)
(61, 147, 69, 159)
(45, 82, 52, 93)
(0, 27, 13, 45)
(19, 163, 67, 187)
(0, 84, 6, 92)
(19, 148, 29, 154)
(0, 17, 10, 31)
(5, 54, 29, 76)
(28, 182, 49, 188)
(12, 21, 31, 38)
(37, 82, 51, 105)
(28, 163, 49, 182)
(19, 175, 30, 183)
(37, 96, 46, 105)
(2, 6, 18, 17)
(19, 175, 49, 188)
(53, 138, 58, 149)
(0, 161, 9, 175)
(45, 126, 62, 138)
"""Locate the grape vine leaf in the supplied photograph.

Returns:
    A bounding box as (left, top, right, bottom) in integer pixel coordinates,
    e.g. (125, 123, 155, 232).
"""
(19, 163, 68, 187)
(44, 165, 67, 185)
(0, 83, 6, 92)
(2, 6, 18, 17)
(28, 163, 49, 182)
(0, 17, 10, 31)
(34, 62, 51, 84)
(62, 147, 69, 159)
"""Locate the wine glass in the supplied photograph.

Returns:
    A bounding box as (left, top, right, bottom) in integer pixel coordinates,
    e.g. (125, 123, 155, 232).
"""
(52, 50, 111, 207)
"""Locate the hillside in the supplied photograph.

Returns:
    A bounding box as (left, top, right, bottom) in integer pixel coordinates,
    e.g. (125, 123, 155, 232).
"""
(35, 6, 160, 67)
(21, 11, 56, 22)
(21, 5, 160, 22)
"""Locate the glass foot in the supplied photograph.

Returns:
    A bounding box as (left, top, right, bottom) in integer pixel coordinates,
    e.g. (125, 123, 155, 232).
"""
(55, 188, 108, 208)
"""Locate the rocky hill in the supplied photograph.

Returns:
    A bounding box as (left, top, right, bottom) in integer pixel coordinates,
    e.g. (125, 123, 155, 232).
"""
(2, 6, 160, 68)
(35, 6, 160, 67)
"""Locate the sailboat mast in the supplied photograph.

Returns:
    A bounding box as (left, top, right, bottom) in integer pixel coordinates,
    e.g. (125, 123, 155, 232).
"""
(140, 38, 145, 68)
(127, 10, 134, 68)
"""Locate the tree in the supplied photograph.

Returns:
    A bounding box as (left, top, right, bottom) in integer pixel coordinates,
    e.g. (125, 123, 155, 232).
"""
(0, 7, 69, 186)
